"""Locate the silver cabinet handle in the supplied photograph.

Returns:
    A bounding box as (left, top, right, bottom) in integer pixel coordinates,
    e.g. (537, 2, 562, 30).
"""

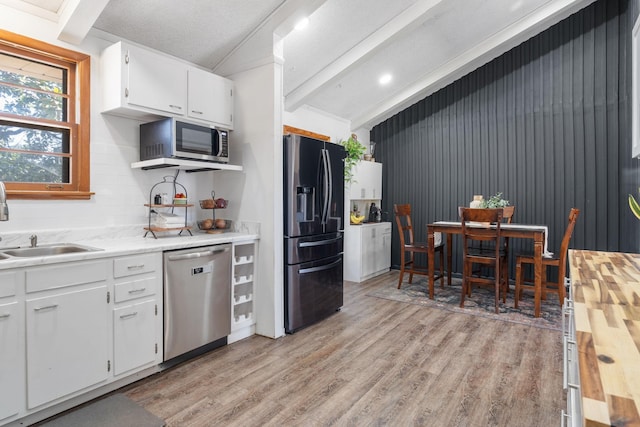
(191, 110, 203, 114)
(127, 264, 145, 270)
(128, 288, 146, 294)
(119, 312, 138, 320)
(169, 104, 182, 110)
(0, 313, 10, 319)
(34, 304, 58, 311)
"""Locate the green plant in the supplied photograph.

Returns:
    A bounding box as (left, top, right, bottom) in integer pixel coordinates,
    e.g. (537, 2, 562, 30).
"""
(480, 192, 510, 208)
(629, 188, 640, 220)
(339, 133, 366, 184)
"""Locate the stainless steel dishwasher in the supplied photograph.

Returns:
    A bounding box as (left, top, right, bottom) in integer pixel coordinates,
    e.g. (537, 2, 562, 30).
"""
(163, 244, 231, 361)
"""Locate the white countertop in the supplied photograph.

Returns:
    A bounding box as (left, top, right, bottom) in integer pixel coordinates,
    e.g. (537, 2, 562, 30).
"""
(0, 231, 259, 270)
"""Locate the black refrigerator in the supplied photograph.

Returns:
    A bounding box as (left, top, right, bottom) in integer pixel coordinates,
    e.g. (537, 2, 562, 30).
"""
(283, 134, 345, 333)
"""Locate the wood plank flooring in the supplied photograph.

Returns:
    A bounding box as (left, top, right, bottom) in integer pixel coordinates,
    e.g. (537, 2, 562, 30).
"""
(122, 271, 564, 426)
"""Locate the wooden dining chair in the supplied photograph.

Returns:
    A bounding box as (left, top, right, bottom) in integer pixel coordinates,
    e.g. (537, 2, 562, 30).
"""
(459, 207, 507, 313)
(514, 208, 580, 308)
(473, 205, 515, 289)
(394, 204, 445, 289)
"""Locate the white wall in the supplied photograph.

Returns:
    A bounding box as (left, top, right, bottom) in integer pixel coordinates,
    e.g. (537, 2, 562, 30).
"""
(211, 62, 285, 338)
(0, 9, 213, 240)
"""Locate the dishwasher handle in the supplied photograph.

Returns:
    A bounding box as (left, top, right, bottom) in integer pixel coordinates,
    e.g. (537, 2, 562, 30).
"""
(167, 247, 228, 261)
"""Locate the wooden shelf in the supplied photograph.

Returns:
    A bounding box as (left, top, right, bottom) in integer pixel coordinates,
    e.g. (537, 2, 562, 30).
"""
(132, 158, 243, 172)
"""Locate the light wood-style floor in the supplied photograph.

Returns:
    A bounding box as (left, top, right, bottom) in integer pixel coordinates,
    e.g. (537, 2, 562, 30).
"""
(123, 271, 564, 427)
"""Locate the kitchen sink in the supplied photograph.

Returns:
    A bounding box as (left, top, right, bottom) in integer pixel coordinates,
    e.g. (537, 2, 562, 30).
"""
(1, 243, 102, 258)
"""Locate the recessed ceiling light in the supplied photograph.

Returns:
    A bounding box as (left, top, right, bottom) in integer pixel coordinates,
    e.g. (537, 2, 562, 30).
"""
(379, 74, 392, 85)
(295, 17, 309, 31)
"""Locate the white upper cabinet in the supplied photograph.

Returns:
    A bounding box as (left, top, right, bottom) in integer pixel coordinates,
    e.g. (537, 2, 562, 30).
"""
(350, 161, 382, 200)
(188, 68, 234, 129)
(101, 41, 233, 129)
(127, 45, 187, 116)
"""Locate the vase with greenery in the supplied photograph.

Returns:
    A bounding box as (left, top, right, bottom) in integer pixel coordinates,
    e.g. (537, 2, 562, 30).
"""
(480, 192, 510, 208)
(339, 133, 366, 184)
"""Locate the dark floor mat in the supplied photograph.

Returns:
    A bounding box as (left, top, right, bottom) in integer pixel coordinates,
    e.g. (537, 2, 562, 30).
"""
(39, 393, 164, 427)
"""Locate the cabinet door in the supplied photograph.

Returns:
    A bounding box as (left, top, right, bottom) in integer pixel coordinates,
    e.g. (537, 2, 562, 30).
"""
(360, 226, 376, 278)
(127, 45, 187, 115)
(350, 161, 382, 199)
(377, 224, 392, 271)
(188, 68, 234, 128)
(0, 301, 20, 421)
(113, 299, 157, 376)
(26, 285, 108, 408)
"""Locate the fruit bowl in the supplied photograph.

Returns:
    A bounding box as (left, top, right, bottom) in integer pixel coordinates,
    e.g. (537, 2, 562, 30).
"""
(173, 198, 188, 205)
(197, 219, 214, 230)
(197, 219, 232, 232)
(199, 199, 216, 209)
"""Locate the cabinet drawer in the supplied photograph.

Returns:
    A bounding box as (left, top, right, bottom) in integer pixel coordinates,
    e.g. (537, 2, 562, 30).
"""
(113, 253, 158, 278)
(26, 260, 108, 293)
(0, 270, 20, 298)
(114, 276, 157, 303)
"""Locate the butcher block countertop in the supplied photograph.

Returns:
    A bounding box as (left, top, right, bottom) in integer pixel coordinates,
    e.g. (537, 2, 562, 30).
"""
(569, 249, 640, 427)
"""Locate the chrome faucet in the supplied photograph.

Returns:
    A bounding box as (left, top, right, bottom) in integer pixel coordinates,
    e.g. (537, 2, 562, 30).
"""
(0, 181, 7, 221)
(30, 235, 37, 248)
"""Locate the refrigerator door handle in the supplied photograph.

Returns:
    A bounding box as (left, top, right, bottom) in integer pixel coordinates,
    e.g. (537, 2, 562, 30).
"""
(299, 236, 342, 247)
(325, 147, 333, 221)
(299, 258, 342, 274)
(320, 149, 330, 225)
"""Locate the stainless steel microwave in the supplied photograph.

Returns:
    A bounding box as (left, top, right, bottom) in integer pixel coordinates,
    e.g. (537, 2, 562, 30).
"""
(139, 117, 229, 163)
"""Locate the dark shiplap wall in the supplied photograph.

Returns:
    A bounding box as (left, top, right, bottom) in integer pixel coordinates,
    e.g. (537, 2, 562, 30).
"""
(372, 0, 640, 274)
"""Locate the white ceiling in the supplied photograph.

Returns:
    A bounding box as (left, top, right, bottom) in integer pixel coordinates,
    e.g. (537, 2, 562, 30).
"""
(1, 0, 597, 130)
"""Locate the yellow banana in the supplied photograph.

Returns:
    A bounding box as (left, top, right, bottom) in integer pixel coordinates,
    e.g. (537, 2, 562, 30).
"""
(350, 213, 365, 224)
(629, 193, 640, 220)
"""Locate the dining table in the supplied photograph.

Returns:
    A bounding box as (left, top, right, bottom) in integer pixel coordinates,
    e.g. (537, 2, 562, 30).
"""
(426, 221, 548, 317)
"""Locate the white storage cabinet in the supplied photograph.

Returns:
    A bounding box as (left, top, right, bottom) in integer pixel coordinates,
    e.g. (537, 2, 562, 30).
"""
(350, 161, 382, 200)
(101, 41, 187, 118)
(229, 241, 257, 343)
(344, 222, 391, 282)
(25, 260, 110, 409)
(112, 253, 162, 376)
(187, 67, 234, 128)
(0, 270, 23, 423)
(101, 41, 234, 129)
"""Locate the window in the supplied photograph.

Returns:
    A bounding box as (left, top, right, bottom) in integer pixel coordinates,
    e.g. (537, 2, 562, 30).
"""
(0, 29, 92, 199)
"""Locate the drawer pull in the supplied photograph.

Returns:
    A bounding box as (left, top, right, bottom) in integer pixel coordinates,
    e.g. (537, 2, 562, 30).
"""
(128, 288, 147, 294)
(119, 312, 138, 320)
(0, 313, 10, 319)
(127, 264, 145, 270)
(34, 304, 58, 312)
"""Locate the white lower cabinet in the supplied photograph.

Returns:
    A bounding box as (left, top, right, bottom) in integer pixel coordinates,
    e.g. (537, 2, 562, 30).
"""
(113, 299, 157, 375)
(0, 300, 20, 421)
(0, 269, 22, 423)
(26, 284, 109, 408)
(112, 253, 162, 376)
(344, 222, 391, 282)
(0, 252, 164, 426)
